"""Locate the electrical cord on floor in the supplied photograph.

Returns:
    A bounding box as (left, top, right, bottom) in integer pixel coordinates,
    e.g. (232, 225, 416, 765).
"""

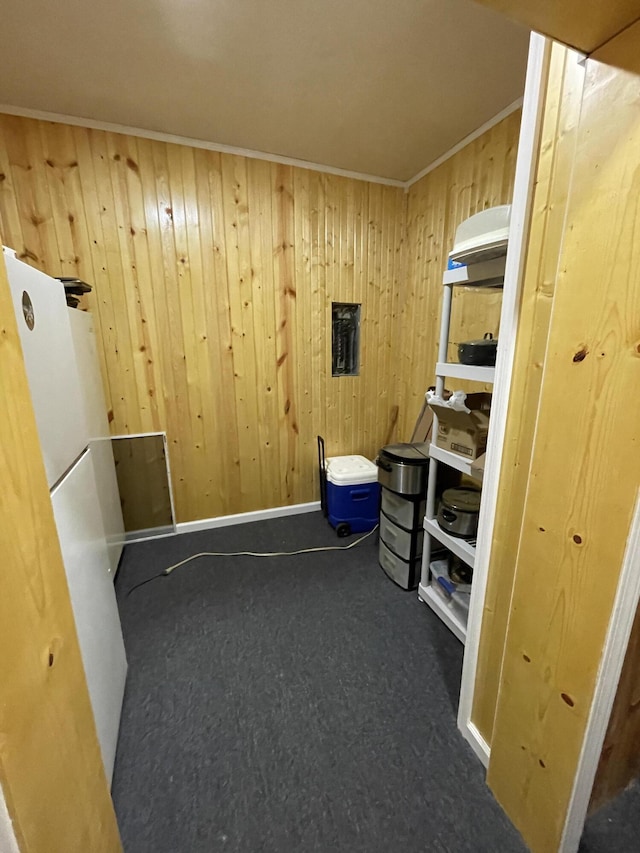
(126, 524, 379, 596)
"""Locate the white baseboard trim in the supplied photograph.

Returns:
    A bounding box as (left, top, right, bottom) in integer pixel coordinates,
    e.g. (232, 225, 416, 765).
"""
(175, 501, 322, 536)
(462, 721, 491, 768)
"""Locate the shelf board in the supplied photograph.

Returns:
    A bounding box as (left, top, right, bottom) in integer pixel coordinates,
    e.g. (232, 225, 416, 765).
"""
(423, 516, 476, 567)
(442, 257, 505, 287)
(418, 582, 467, 644)
(435, 362, 495, 384)
(429, 444, 483, 479)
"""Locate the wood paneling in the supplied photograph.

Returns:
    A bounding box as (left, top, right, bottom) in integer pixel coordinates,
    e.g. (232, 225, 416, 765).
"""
(395, 110, 521, 442)
(472, 0, 640, 53)
(588, 20, 640, 804)
(0, 115, 404, 522)
(0, 112, 521, 524)
(486, 49, 640, 852)
(471, 45, 585, 744)
(0, 255, 121, 851)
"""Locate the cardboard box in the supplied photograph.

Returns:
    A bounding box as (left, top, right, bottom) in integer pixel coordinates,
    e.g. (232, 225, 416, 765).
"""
(428, 392, 491, 461)
(470, 452, 486, 482)
(410, 397, 434, 444)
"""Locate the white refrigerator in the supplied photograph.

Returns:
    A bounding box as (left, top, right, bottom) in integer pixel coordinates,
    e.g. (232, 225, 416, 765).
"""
(4, 247, 127, 785)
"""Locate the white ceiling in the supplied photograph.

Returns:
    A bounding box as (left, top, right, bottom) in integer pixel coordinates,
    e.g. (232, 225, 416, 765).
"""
(0, 0, 529, 181)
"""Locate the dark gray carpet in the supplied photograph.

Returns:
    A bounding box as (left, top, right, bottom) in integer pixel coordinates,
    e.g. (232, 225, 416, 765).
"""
(580, 779, 640, 852)
(112, 513, 528, 853)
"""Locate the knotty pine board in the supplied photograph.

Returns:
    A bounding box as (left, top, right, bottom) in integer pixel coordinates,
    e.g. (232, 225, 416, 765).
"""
(471, 44, 585, 745)
(587, 25, 640, 815)
(0, 254, 121, 852)
(395, 110, 521, 442)
(486, 50, 640, 852)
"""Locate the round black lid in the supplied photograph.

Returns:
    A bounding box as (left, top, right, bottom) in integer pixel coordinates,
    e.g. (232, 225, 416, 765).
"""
(379, 442, 430, 465)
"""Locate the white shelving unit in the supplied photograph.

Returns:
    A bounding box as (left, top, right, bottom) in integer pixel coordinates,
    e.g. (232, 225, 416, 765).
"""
(418, 257, 504, 643)
(435, 362, 495, 384)
(428, 444, 477, 478)
(423, 517, 476, 566)
(442, 257, 505, 287)
(420, 583, 468, 643)
(421, 558, 471, 643)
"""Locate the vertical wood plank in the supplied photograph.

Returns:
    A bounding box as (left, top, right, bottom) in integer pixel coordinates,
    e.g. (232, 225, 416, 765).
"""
(92, 130, 144, 434)
(149, 139, 192, 514)
(192, 147, 228, 508)
(272, 163, 298, 502)
(249, 158, 281, 507)
(472, 44, 585, 744)
(220, 154, 261, 511)
(487, 52, 640, 852)
(0, 120, 26, 258)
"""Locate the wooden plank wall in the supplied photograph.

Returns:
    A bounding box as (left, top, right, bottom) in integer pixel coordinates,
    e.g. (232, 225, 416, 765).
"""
(586, 28, 640, 818)
(471, 44, 585, 744)
(0, 114, 404, 522)
(395, 110, 521, 442)
(0, 252, 121, 851)
(486, 47, 640, 852)
(0, 113, 522, 523)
